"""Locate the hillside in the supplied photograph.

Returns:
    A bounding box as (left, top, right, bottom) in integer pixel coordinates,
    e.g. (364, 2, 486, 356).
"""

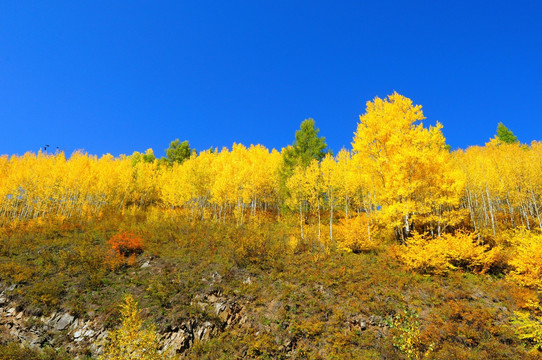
(2, 94, 542, 359)
(0, 212, 540, 359)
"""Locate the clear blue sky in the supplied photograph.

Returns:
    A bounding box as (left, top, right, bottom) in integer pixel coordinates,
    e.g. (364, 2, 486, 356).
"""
(1, 1, 540, 157)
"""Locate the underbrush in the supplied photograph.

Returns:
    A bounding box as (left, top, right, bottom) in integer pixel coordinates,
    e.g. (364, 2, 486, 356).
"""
(505, 228, 542, 289)
(0, 211, 540, 358)
(0, 343, 72, 360)
(395, 230, 504, 275)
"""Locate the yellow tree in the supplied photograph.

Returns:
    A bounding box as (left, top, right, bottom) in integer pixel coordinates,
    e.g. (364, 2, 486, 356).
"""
(132, 157, 160, 207)
(184, 150, 216, 220)
(321, 153, 338, 242)
(256, 148, 282, 216)
(304, 160, 323, 244)
(230, 143, 249, 224)
(0, 155, 11, 220)
(352, 92, 461, 242)
(210, 147, 234, 221)
(285, 160, 324, 243)
(286, 165, 308, 240)
(100, 295, 165, 360)
(456, 140, 542, 239)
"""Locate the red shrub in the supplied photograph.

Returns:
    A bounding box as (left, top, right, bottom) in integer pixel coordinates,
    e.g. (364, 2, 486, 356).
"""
(108, 231, 144, 257)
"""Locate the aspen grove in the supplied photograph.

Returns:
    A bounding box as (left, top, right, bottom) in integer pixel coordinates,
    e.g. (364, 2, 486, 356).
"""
(1, 93, 541, 283)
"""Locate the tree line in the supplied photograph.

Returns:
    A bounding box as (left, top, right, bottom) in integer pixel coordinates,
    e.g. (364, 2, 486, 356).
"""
(0, 93, 533, 246)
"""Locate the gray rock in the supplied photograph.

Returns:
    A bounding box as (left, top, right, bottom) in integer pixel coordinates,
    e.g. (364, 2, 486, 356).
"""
(27, 333, 41, 349)
(195, 326, 205, 340)
(214, 302, 226, 315)
(47, 313, 58, 325)
(56, 313, 74, 331)
(97, 330, 109, 340)
(89, 342, 104, 356)
(196, 322, 214, 341)
(167, 331, 192, 354)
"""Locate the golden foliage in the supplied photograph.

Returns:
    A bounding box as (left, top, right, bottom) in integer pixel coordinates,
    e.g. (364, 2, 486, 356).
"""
(512, 309, 542, 352)
(443, 230, 502, 273)
(388, 308, 433, 360)
(335, 214, 377, 253)
(508, 230, 542, 289)
(100, 295, 166, 360)
(352, 93, 463, 240)
(397, 231, 500, 275)
(396, 232, 451, 275)
(4, 93, 542, 295)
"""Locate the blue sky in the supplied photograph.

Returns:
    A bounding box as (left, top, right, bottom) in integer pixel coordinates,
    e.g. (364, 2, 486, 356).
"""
(1, 1, 540, 157)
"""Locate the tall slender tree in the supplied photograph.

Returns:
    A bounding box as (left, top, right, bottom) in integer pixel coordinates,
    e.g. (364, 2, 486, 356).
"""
(280, 119, 329, 207)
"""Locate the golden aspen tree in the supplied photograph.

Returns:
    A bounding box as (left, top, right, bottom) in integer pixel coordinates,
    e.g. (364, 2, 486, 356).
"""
(132, 159, 160, 207)
(186, 150, 216, 220)
(231, 143, 249, 224)
(239, 145, 280, 219)
(335, 149, 368, 218)
(321, 153, 338, 243)
(352, 93, 461, 242)
(100, 295, 165, 360)
(0, 155, 11, 220)
(159, 160, 193, 211)
(284, 160, 324, 243)
(456, 140, 542, 240)
(304, 160, 323, 244)
(286, 165, 308, 240)
(256, 148, 282, 215)
(244, 145, 265, 217)
(210, 147, 232, 221)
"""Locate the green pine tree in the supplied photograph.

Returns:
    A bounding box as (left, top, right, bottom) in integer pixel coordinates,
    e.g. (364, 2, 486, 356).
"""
(279, 118, 329, 208)
(164, 139, 192, 165)
(496, 122, 519, 144)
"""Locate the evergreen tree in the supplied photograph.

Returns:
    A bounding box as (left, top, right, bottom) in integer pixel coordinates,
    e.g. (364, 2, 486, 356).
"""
(164, 139, 191, 165)
(496, 122, 519, 144)
(280, 118, 329, 209)
(281, 119, 329, 174)
(292, 118, 329, 167)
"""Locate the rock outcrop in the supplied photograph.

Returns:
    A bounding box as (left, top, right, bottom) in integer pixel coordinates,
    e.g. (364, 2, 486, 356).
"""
(0, 284, 248, 358)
